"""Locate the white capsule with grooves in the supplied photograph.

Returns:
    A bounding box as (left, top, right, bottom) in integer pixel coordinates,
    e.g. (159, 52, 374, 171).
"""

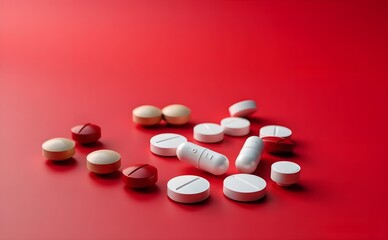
(235, 136, 264, 173)
(176, 142, 229, 175)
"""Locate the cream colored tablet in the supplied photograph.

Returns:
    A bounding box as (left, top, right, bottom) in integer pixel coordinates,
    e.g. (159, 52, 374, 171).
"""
(220, 117, 250, 136)
(87, 150, 121, 174)
(162, 104, 191, 125)
(193, 123, 224, 143)
(229, 100, 257, 117)
(42, 138, 76, 161)
(132, 105, 162, 126)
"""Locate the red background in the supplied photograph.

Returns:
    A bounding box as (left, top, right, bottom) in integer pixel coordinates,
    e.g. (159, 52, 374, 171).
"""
(1, 1, 388, 239)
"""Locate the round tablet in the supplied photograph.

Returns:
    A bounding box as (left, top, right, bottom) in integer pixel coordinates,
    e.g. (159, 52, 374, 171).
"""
(271, 161, 301, 186)
(71, 123, 101, 144)
(223, 174, 266, 202)
(150, 133, 187, 156)
(42, 138, 76, 161)
(162, 104, 191, 125)
(132, 105, 162, 126)
(259, 125, 292, 139)
(122, 164, 158, 188)
(167, 175, 210, 204)
(193, 123, 224, 143)
(262, 136, 294, 154)
(220, 117, 250, 136)
(87, 149, 121, 174)
(229, 100, 257, 117)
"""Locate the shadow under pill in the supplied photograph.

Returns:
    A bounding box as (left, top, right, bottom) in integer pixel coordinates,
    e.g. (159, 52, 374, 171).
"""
(168, 195, 213, 210)
(76, 141, 107, 154)
(45, 158, 77, 172)
(123, 185, 161, 201)
(88, 171, 122, 186)
(272, 182, 307, 193)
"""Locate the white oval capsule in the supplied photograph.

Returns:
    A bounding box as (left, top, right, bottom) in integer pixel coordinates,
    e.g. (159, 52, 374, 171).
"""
(220, 117, 250, 136)
(167, 175, 210, 204)
(235, 136, 264, 173)
(193, 123, 224, 143)
(176, 142, 229, 175)
(259, 125, 292, 139)
(223, 174, 266, 202)
(150, 133, 187, 156)
(229, 100, 257, 117)
(271, 161, 301, 186)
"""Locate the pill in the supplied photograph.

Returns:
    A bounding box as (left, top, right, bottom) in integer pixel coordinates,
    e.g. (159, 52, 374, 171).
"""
(259, 125, 292, 139)
(86, 149, 121, 174)
(162, 104, 191, 125)
(122, 164, 158, 188)
(271, 161, 301, 186)
(132, 105, 162, 126)
(150, 133, 187, 157)
(229, 100, 257, 117)
(71, 123, 101, 144)
(235, 136, 264, 173)
(193, 123, 224, 143)
(42, 138, 76, 161)
(220, 117, 250, 136)
(262, 136, 294, 154)
(167, 175, 210, 204)
(176, 142, 229, 175)
(223, 174, 266, 202)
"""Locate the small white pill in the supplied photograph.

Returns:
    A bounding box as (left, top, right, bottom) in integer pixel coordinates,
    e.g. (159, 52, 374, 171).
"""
(229, 100, 257, 117)
(220, 117, 250, 136)
(223, 174, 266, 202)
(193, 123, 224, 143)
(271, 161, 301, 186)
(150, 133, 187, 157)
(235, 136, 264, 173)
(259, 125, 292, 139)
(167, 175, 210, 204)
(87, 149, 121, 174)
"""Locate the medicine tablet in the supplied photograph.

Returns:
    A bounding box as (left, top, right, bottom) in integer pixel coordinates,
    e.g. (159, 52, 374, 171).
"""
(229, 100, 257, 117)
(262, 136, 294, 154)
(150, 133, 187, 156)
(122, 164, 158, 188)
(167, 175, 210, 204)
(259, 125, 292, 139)
(71, 123, 101, 144)
(162, 104, 191, 125)
(42, 138, 76, 161)
(193, 123, 224, 143)
(220, 117, 250, 136)
(132, 105, 162, 126)
(235, 136, 264, 173)
(271, 161, 301, 186)
(223, 174, 266, 202)
(87, 149, 121, 174)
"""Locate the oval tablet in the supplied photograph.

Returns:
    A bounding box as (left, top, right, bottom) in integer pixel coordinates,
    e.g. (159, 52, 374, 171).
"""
(71, 123, 101, 144)
(223, 174, 266, 202)
(122, 164, 158, 188)
(87, 149, 121, 174)
(42, 138, 76, 161)
(150, 133, 187, 156)
(132, 105, 162, 126)
(271, 161, 301, 186)
(262, 136, 294, 154)
(259, 125, 292, 139)
(162, 104, 191, 125)
(220, 117, 250, 136)
(193, 123, 224, 143)
(167, 175, 210, 204)
(229, 100, 257, 117)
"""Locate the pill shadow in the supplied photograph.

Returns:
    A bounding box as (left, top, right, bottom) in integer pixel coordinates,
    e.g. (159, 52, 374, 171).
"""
(271, 182, 307, 193)
(88, 171, 122, 186)
(123, 185, 161, 202)
(75, 141, 107, 154)
(167, 196, 213, 210)
(45, 158, 77, 172)
(224, 194, 268, 207)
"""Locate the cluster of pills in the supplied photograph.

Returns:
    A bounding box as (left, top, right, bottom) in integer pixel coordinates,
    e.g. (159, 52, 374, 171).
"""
(132, 104, 191, 126)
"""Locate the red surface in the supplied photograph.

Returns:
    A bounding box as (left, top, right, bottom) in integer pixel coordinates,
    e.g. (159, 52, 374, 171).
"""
(1, 1, 388, 239)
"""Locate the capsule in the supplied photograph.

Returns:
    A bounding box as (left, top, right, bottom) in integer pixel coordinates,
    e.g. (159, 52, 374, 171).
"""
(235, 136, 264, 173)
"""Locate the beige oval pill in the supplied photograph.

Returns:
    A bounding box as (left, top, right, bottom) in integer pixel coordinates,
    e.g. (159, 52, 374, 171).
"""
(42, 138, 76, 161)
(132, 105, 162, 126)
(87, 149, 121, 174)
(162, 104, 191, 125)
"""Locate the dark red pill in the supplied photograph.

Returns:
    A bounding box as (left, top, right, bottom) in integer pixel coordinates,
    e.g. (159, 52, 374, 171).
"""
(122, 164, 158, 188)
(71, 123, 101, 144)
(262, 136, 294, 154)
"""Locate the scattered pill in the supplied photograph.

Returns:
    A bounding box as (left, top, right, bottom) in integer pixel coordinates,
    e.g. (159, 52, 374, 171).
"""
(132, 105, 162, 126)
(223, 174, 266, 202)
(259, 125, 292, 139)
(167, 175, 210, 204)
(122, 164, 158, 188)
(229, 100, 257, 117)
(150, 133, 187, 157)
(87, 149, 121, 174)
(71, 123, 101, 144)
(193, 123, 224, 143)
(235, 136, 264, 173)
(220, 117, 250, 136)
(162, 104, 191, 125)
(262, 136, 294, 154)
(42, 138, 76, 161)
(271, 161, 301, 186)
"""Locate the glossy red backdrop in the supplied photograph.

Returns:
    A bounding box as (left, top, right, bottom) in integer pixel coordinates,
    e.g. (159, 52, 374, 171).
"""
(1, 1, 388, 239)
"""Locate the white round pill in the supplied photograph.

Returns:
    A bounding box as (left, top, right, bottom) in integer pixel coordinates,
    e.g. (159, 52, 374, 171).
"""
(193, 123, 224, 143)
(220, 117, 250, 136)
(167, 175, 210, 204)
(87, 149, 121, 174)
(42, 138, 76, 161)
(259, 125, 292, 139)
(150, 133, 187, 156)
(223, 174, 266, 202)
(271, 161, 301, 186)
(229, 100, 257, 117)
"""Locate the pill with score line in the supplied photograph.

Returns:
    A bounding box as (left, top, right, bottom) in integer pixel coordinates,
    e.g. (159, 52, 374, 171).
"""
(259, 125, 292, 139)
(122, 164, 158, 188)
(71, 123, 101, 144)
(193, 123, 224, 143)
(150, 133, 187, 157)
(221, 117, 250, 136)
(167, 175, 210, 204)
(223, 174, 267, 202)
